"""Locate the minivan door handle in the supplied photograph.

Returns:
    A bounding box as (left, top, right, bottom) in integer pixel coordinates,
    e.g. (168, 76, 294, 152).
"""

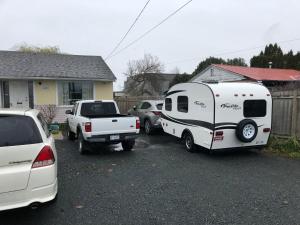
(112, 119, 118, 122)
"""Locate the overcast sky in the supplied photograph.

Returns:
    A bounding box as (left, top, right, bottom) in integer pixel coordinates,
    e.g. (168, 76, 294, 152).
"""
(0, 0, 299, 90)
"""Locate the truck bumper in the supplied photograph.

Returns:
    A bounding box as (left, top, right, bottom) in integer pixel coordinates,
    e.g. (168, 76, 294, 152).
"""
(86, 133, 139, 143)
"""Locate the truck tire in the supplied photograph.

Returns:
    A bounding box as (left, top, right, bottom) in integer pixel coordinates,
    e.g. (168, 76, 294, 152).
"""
(183, 131, 196, 153)
(236, 119, 258, 143)
(122, 140, 135, 151)
(144, 119, 153, 135)
(78, 132, 89, 154)
(67, 125, 76, 141)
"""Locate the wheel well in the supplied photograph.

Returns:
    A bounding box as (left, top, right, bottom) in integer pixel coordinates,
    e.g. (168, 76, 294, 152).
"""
(181, 129, 192, 139)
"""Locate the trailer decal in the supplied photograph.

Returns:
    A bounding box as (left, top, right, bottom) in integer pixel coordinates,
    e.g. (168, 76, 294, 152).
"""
(162, 113, 238, 130)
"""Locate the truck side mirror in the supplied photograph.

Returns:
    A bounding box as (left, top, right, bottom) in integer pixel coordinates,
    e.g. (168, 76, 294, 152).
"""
(133, 106, 137, 111)
(65, 110, 73, 115)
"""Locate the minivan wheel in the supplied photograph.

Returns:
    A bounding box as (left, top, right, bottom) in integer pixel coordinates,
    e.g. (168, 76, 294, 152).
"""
(78, 132, 88, 154)
(144, 120, 153, 135)
(236, 119, 258, 143)
(184, 132, 196, 153)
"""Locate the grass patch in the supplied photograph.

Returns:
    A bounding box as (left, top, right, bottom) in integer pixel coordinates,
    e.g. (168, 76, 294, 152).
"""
(265, 136, 300, 158)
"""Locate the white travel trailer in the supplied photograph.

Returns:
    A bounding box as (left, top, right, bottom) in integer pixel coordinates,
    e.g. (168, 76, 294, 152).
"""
(161, 81, 272, 152)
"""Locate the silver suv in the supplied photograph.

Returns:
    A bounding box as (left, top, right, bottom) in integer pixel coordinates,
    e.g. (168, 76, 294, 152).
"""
(128, 100, 163, 135)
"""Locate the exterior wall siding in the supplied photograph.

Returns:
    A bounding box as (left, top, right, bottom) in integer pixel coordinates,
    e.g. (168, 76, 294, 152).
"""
(193, 66, 245, 82)
(34, 80, 57, 105)
(94, 81, 113, 100)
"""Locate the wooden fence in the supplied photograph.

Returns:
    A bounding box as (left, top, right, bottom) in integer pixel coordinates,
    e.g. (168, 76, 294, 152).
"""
(271, 89, 300, 138)
(115, 90, 300, 139)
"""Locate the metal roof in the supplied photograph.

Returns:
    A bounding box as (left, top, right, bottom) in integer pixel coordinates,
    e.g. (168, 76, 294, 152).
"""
(214, 64, 300, 81)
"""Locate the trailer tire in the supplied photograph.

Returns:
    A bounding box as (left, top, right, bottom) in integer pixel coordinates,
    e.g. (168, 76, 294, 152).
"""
(183, 131, 196, 153)
(236, 119, 258, 143)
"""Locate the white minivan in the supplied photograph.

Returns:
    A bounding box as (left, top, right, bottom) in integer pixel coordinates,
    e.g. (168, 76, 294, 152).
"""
(0, 109, 58, 211)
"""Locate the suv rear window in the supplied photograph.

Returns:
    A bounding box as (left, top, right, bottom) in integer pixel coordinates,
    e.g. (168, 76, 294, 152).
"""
(81, 102, 117, 117)
(156, 103, 163, 110)
(0, 115, 42, 147)
(244, 100, 267, 117)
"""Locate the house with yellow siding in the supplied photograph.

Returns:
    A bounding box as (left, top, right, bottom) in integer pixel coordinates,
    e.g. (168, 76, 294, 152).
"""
(0, 51, 116, 122)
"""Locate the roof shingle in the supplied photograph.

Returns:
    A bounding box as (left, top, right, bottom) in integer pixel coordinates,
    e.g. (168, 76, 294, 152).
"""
(0, 51, 116, 81)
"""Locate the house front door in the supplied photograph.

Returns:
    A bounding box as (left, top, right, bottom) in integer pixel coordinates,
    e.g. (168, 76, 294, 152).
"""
(9, 80, 29, 108)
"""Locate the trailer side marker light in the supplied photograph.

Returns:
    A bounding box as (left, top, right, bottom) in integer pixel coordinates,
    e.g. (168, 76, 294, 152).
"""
(216, 94, 220, 97)
(263, 128, 271, 133)
(234, 94, 238, 97)
(250, 94, 253, 96)
(267, 94, 270, 96)
(242, 94, 246, 97)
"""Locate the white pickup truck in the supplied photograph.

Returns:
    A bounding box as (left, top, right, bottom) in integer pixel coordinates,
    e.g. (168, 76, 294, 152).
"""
(66, 100, 140, 154)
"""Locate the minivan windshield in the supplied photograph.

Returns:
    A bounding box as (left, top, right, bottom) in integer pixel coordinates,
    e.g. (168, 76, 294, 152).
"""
(0, 115, 42, 147)
(81, 102, 117, 117)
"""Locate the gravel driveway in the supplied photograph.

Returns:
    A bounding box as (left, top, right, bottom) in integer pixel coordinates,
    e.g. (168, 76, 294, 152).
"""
(1, 132, 300, 225)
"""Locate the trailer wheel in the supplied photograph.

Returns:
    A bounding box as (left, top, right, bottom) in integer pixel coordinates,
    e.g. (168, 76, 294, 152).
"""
(236, 119, 258, 143)
(183, 131, 196, 153)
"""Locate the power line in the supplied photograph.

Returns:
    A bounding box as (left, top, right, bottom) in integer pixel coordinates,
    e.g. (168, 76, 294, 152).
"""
(165, 37, 300, 65)
(107, 0, 193, 60)
(104, 0, 151, 60)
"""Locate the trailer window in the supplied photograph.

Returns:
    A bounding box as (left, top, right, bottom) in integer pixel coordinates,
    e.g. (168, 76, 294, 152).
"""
(165, 98, 172, 111)
(244, 100, 266, 117)
(177, 96, 188, 113)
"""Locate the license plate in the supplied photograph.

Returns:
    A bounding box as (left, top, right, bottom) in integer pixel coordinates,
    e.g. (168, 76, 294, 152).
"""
(110, 135, 120, 140)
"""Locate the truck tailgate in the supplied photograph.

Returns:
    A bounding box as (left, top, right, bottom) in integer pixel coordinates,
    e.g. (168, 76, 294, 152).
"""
(91, 117, 137, 135)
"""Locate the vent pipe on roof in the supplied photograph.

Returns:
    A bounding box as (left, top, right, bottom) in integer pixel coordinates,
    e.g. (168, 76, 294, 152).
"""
(268, 61, 273, 68)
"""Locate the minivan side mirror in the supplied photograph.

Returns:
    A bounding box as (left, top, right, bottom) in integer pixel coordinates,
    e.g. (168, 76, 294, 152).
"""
(65, 110, 73, 115)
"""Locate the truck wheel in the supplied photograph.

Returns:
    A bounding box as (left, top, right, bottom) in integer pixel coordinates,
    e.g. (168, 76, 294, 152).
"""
(78, 132, 88, 154)
(184, 132, 196, 153)
(122, 140, 135, 151)
(67, 126, 76, 141)
(236, 119, 258, 143)
(144, 120, 153, 135)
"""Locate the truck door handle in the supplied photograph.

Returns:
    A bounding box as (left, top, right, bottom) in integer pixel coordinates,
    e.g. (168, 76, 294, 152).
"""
(112, 119, 118, 122)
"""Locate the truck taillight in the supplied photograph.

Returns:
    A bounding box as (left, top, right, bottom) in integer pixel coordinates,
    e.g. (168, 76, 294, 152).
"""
(136, 119, 140, 129)
(85, 122, 92, 132)
(32, 146, 55, 168)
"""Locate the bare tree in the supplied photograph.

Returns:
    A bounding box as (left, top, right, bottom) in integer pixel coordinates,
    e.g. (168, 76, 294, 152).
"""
(170, 67, 180, 74)
(124, 54, 165, 96)
(39, 105, 57, 124)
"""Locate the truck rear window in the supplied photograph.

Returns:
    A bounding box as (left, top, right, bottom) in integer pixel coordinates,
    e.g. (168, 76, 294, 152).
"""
(244, 100, 267, 117)
(0, 115, 42, 147)
(81, 102, 117, 117)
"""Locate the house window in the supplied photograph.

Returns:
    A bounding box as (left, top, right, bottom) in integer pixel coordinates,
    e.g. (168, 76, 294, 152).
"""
(165, 98, 172, 111)
(58, 81, 93, 105)
(177, 96, 188, 113)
